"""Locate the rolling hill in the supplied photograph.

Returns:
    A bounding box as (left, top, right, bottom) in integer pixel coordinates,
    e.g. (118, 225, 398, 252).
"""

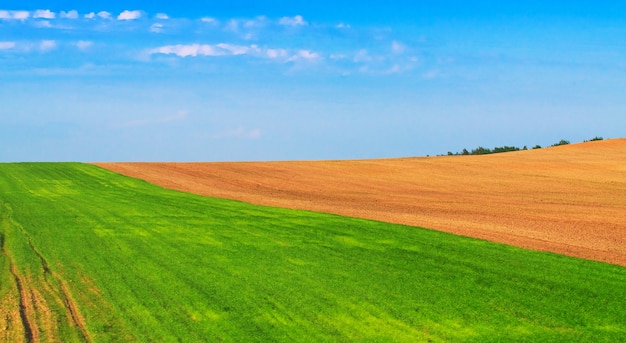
(95, 138, 626, 266)
(1, 162, 626, 341)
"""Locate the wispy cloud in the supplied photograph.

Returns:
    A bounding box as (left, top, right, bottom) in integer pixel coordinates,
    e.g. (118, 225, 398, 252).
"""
(225, 19, 240, 32)
(98, 11, 112, 19)
(32, 20, 53, 28)
(276, 49, 320, 63)
(201, 17, 218, 24)
(39, 40, 56, 52)
(0, 8, 422, 76)
(150, 44, 246, 57)
(218, 43, 253, 55)
(295, 50, 319, 60)
(118, 10, 141, 21)
(60, 10, 79, 19)
(0, 40, 78, 53)
(391, 41, 406, 54)
(353, 49, 373, 63)
(244, 16, 268, 28)
(150, 43, 321, 63)
(266, 48, 289, 59)
(150, 43, 264, 58)
(279, 15, 307, 27)
(150, 23, 164, 33)
(344, 44, 421, 75)
(0, 10, 30, 20)
(75, 40, 93, 50)
(0, 41, 16, 50)
(267, 48, 320, 62)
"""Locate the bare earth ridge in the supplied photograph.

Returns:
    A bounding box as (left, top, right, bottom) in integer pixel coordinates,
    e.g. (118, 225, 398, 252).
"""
(94, 138, 626, 266)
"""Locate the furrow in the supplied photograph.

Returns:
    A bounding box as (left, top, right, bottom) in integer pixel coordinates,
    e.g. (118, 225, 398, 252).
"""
(8, 255, 36, 343)
(58, 278, 91, 342)
(2, 201, 90, 342)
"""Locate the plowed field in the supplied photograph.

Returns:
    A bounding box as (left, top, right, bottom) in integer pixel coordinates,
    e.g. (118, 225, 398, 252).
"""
(94, 138, 626, 266)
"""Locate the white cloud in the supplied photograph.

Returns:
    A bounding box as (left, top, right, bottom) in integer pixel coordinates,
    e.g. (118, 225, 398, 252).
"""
(279, 15, 307, 26)
(150, 23, 164, 33)
(353, 49, 371, 63)
(33, 9, 55, 19)
(336, 23, 351, 29)
(266, 48, 289, 59)
(60, 10, 79, 19)
(118, 10, 141, 20)
(223, 17, 267, 32)
(291, 50, 319, 61)
(151, 43, 256, 58)
(329, 53, 347, 60)
(244, 16, 267, 28)
(150, 43, 320, 65)
(13, 10, 30, 20)
(0, 41, 16, 49)
(216, 43, 254, 55)
(76, 40, 93, 50)
(84, 12, 95, 19)
(201, 17, 218, 24)
(33, 21, 52, 28)
(97, 11, 111, 19)
(40, 40, 56, 52)
(155, 13, 169, 20)
(0, 10, 30, 20)
(151, 44, 220, 57)
(266, 48, 320, 63)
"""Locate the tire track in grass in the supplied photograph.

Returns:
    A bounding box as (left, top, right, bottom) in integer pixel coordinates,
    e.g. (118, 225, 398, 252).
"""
(0, 291, 24, 343)
(9, 264, 36, 343)
(1, 202, 91, 342)
(58, 279, 90, 343)
(1, 205, 36, 343)
(19, 223, 91, 342)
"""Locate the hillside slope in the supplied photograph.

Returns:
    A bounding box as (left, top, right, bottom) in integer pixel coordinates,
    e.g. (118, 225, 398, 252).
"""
(3, 163, 626, 341)
(95, 138, 626, 266)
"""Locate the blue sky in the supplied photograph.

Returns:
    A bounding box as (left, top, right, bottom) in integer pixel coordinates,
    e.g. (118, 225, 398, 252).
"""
(1, 1, 625, 162)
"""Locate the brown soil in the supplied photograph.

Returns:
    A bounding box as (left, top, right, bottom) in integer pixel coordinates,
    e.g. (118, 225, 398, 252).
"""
(94, 138, 626, 267)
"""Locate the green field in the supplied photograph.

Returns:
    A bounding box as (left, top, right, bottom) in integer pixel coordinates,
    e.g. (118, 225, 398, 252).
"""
(1, 163, 625, 342)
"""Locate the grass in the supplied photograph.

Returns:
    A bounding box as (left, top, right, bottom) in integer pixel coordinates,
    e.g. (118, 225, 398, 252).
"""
(1, 162, 625, 342)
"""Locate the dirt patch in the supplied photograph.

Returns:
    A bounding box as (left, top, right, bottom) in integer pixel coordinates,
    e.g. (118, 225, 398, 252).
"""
(94, 139, 626, 267)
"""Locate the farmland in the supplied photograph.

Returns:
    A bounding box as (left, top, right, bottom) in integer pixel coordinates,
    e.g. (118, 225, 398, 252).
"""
(1, 162, 626, 341)
(96, 138, 626, 266)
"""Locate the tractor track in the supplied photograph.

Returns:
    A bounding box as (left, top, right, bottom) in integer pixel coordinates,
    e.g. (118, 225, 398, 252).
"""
(0, 202, 91, 343)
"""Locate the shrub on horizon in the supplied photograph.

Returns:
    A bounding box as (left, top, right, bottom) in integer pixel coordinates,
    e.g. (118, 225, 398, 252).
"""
(551, 139, 570, 147)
